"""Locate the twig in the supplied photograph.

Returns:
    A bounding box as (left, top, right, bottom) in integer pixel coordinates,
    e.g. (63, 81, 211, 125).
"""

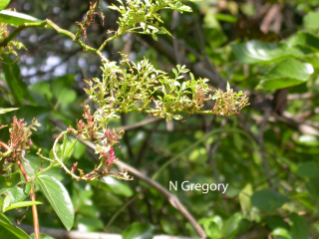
(116, 117, 161, 131)
(15, 223, 271, 239)
(16, 160, 40, 239)
(84, 139, 207, 238)
(50, 118, 207, 238)
(0, 142, 39, 239)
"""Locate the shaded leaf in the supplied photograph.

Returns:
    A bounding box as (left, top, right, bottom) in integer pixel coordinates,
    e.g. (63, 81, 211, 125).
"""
(1, 54, 35, 105)
(297, 161, 319, 178)
(0, 214, 11, 225)
(296, 32, 319, 51)
(290, 213, 308, 239)
(267, 215, 288, 230)
(251, 190, 287, 212)
(0, 220, 30, 239)
(122, 222, 154, 239)
(0, 172, 20, 195)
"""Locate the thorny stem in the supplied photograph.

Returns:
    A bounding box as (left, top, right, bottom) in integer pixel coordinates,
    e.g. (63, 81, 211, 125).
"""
(0, 142, 40, 239)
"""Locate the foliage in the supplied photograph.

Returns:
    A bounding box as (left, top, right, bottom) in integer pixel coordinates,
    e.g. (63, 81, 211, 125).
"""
(0, 0, 318, 239)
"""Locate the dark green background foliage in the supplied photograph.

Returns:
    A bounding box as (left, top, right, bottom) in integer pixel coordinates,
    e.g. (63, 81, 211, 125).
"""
(1, 0, 319, 238)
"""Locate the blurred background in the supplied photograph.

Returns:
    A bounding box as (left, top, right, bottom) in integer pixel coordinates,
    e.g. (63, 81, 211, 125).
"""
(1, 0, 319, 238)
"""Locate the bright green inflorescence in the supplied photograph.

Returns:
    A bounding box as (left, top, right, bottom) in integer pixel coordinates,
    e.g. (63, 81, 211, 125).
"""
(84, 56, 249, 122)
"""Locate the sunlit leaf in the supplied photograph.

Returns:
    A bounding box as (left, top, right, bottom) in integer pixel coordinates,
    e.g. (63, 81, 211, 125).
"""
(0, 0, 10, 11)
(231, 40, 290, 64)
(256, 58, 314, 90)
(4, 201, 42, 212)
(0, 107, 19, 114)
(0, 10, 41, 26)
(36, 175, 74, 231)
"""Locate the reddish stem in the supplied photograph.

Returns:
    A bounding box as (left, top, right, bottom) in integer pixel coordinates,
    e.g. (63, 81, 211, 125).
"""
(0, 141, 40, 239)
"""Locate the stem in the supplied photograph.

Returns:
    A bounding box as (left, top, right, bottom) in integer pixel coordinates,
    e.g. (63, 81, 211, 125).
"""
(16, 160, 40, 239)
(74, 1, 99, 40)
(0, 20, 108, 63)
(0, 142, 39, 239)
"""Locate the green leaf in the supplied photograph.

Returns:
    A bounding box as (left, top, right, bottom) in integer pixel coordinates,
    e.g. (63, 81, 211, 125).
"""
(4, 201, 42, 212)
(1, 54, 35, 105)
(2, 194, 11, 212)
(61, 137, 77, 161)
(267, 215, 288, 230)
(239, 184, 252, 217)
(306, 177, 319, 198)
(221, 213, 243, 238)
(0, 214, 11, 225)
(0, 220, 30, 239)
(36, 175, 74, 231)
(198, 216, 223, 239)
(0, 0, 10, 11)
(304, 11, 319, 30)
(214, 13, 237, 23)
(293, 193, 316, 211)
(271, 228, 292, 239)
(89, 176, 133, 197)
(57, 89, 77, 104)
(28, 82, 53, 106)
(6, 184, 31, 204)
(76, 217, 104, 232)
(296, 32, 319, 51)
(256, 58, 314, 90)
(231, 40, 290, 64)
(0, 107, 19, 114)
(251, 189, 288, 212)
(290, 213, 308, 239)
(0, 172, 20, 195)
(122, 222, 154, 239)
(30, 233, 54, 239)
(297, 135, 319, 146)
(52, 75, 75, 103)
(0, 10, 41, 26)
(297, 161, 319, 178)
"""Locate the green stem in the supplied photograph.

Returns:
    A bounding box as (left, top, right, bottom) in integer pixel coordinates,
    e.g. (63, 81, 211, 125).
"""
(0, 19, 108, 63)
(74, 1, 99, 40)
